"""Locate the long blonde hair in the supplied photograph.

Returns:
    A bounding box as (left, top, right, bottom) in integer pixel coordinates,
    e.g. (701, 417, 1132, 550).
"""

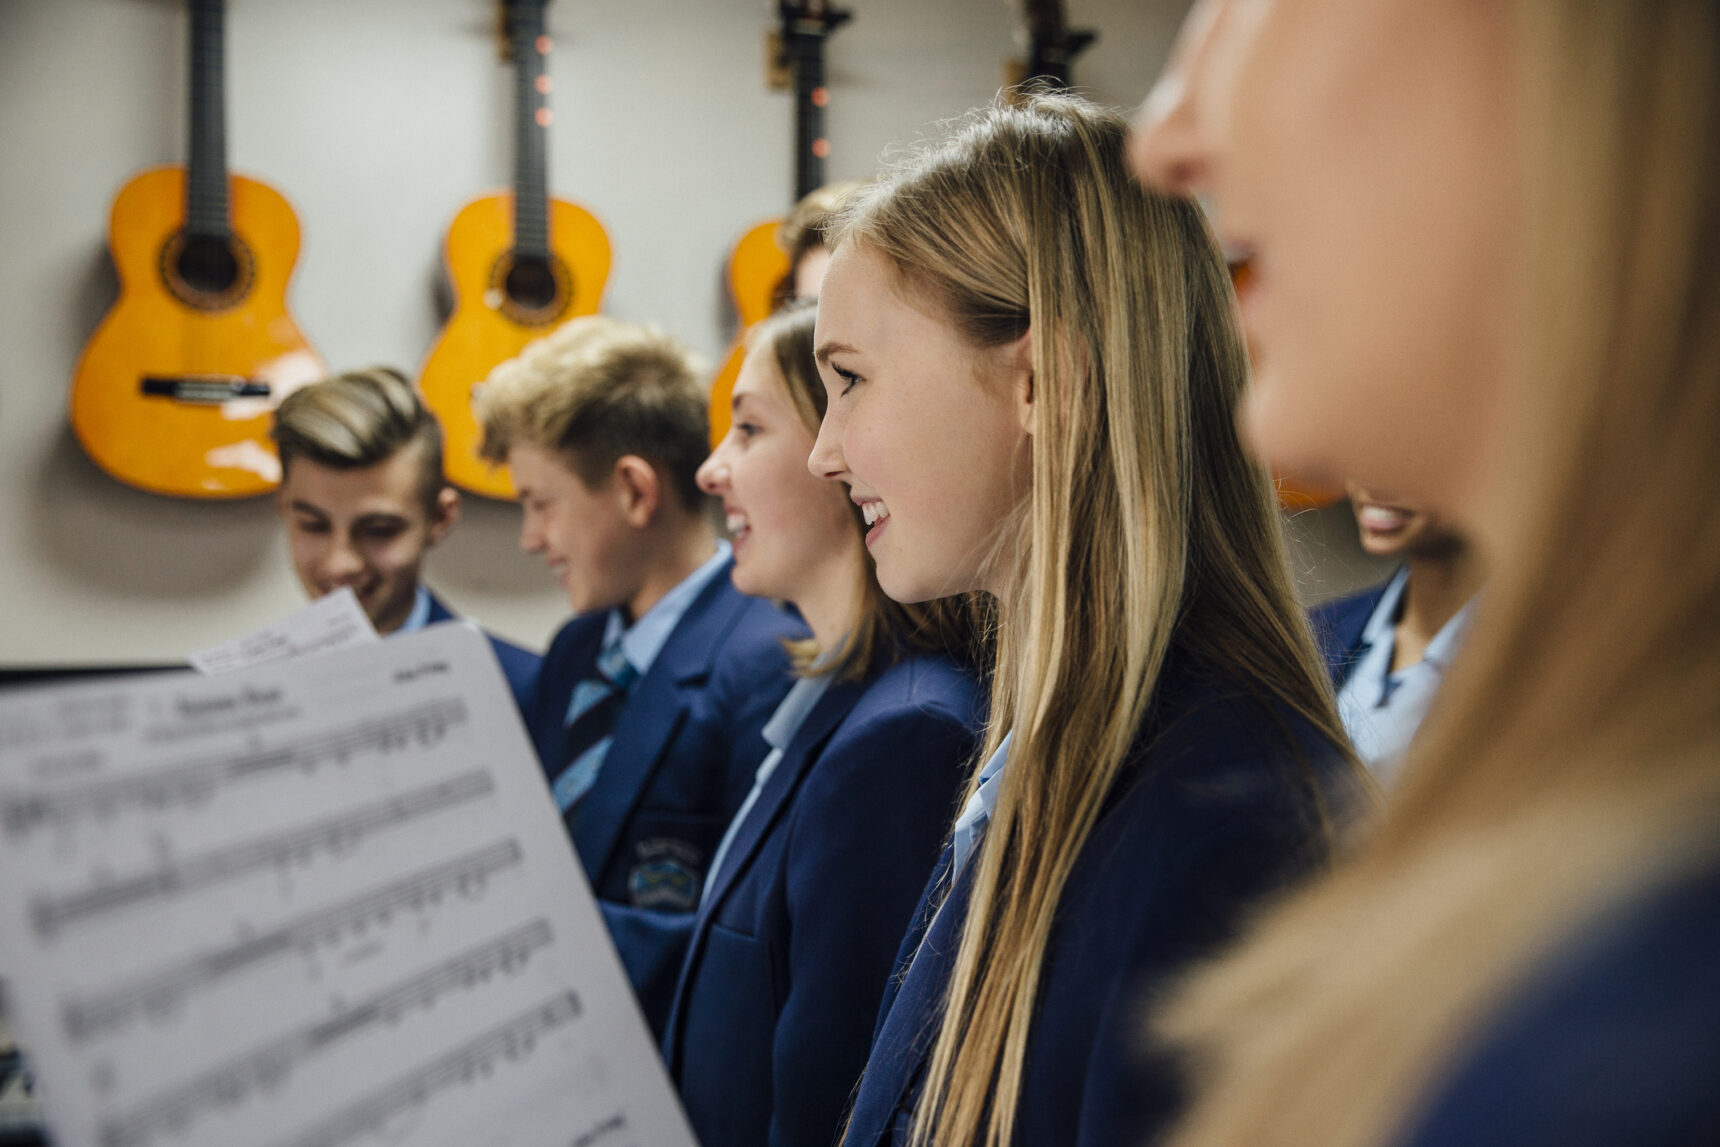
(832, 93, 1351, 1147)
(1158, 5, 1720, 1144)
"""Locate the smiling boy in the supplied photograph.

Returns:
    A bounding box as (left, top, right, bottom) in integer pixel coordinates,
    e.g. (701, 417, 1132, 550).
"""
(272, 367, 540, 710)
(475, 316, 804, 1037)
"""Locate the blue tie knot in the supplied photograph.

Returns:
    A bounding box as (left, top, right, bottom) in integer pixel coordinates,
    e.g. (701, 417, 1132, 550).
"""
(596, 641, 638, 691)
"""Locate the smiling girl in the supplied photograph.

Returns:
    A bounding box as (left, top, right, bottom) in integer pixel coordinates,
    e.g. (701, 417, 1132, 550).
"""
(1134, 1, 1720, 1144)
(666, 303, 982, 1147)
(810, 94, 1361, 1147)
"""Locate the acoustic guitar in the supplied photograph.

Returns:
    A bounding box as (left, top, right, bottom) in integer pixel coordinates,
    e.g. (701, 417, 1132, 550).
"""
(419, 0, 612, 500)
(70, 0, 323, 499)
(707, 1, 851, 447)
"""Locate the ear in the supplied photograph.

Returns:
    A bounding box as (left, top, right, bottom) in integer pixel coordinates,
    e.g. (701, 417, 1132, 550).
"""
(1008, 327, 1035, 437)
(612, 455, 663, 529)
(426, 486, 461, 546)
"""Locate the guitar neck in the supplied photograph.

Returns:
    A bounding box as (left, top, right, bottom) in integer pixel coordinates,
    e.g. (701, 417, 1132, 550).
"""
(186, 0, 230, 239)
(510, 1, 552, 260)
(781, 2, 850, 203)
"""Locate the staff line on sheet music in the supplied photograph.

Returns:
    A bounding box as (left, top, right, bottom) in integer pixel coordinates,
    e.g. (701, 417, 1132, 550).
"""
(61, 838, 524, 1045)
(97, 919, 556, 1147)
(265, 990, 585, 1147)
(29, 770, 496, 939)
(0, 698, 469, 840)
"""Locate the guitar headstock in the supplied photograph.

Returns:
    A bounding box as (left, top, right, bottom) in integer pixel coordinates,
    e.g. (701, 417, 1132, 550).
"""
(1006, 0, 1096, 94)
(497, 0, 553, 61)
(778, 0, 853, 40)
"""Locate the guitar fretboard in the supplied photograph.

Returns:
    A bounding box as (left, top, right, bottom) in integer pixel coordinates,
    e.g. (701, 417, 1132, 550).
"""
(781, 2, 851, 202)
(510, 1, 552, 260)
(186, 0, 230, 239)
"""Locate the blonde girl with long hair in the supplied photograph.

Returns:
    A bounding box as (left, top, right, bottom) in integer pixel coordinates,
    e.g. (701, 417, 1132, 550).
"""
(809, 93, 1362, 1147)
(1134, 1, 1720, 1144)
(665, 302, 983, 1147)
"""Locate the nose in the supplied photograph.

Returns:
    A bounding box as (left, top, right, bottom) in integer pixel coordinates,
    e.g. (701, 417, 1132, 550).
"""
(696, 441, 729, 496)
(321, 532, 365, 583)
(1129, 0, 1223, 197)
(807, 407, 848, 482)
(519, 510, 543, 555)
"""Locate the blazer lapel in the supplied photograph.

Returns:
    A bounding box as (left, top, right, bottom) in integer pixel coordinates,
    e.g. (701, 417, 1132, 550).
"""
(847, 850, 975, 1146)
(662, 676, 865, 1071)
(700, 678, 864, 916)
(567, 572, 747, 882)
(425, 591, 456, 626)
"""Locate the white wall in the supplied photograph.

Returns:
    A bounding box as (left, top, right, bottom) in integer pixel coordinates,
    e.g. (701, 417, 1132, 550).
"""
(2, 0, 1380, 666)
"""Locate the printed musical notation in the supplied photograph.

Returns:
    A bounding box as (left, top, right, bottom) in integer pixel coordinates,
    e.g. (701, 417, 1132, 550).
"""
(0, 624, 696, 1147)
(267, 991, 584, 1147)
(1, 699, 467, 841)
(62, 839, 524, 1045)
(32, 771, 496, 939)
(99, 921, 555, 1147)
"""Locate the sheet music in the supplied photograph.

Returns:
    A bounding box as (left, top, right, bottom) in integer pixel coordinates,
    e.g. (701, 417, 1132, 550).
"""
(0, 625, 697, 1147)
(188, 588, 377, 675)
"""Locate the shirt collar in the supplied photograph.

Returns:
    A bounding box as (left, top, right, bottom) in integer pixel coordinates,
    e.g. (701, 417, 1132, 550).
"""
(1421, 594, 1476, 670)
(762, 672, 836, 752)
(395, 585, 434, 634)
(952, 730, 1012, 875)
(1359, 565, 1412, 647)
(601, 540, 732, 677)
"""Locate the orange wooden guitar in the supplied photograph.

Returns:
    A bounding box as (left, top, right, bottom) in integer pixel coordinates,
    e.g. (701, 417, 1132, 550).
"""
(708, 1, 850, 446)
(420, 0, 612, 499)
(71, 0, 323, 499)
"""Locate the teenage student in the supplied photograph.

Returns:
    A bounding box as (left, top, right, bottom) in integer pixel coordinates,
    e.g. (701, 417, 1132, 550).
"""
(774, 181, 861, 307)
(665, 302, 982, 1147)
(472, 316, 804, 1038)
(811, 94, 1360, 1147)
(1134, 2, 1720, 1144)
(272, 367, 539, 709)
(1313, 483, 1480, 782)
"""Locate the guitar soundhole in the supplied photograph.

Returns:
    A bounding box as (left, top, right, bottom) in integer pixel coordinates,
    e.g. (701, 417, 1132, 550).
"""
(161, 231, 256, 312)
(492, 252, 572, 326)
(178, 235, 239, 293)
(506, 256, 559, 310)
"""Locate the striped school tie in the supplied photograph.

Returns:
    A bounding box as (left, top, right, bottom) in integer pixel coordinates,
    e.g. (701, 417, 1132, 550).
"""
(550, 639, 639, 812)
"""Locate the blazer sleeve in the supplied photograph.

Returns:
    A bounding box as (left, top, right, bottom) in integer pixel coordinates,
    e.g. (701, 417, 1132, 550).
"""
(771, 704, 975, 1147)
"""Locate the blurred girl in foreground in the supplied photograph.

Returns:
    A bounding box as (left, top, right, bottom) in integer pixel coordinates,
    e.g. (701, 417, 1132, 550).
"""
(813, 93, 1359, 1146)
(1135, 2, 1720, 1143)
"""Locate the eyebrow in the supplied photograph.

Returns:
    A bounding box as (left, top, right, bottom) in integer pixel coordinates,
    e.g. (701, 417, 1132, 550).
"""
(814, 340, 860, 366)
(287, 500, 329, 518)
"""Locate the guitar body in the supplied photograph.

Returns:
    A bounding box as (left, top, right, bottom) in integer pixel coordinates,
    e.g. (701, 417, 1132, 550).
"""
(70, 166, 323, 498)
(420, 191, 612, 499)
(708, 218, 791, 445)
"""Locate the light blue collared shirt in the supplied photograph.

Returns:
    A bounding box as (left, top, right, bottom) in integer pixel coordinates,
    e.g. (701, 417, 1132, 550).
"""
(395, 585, 434, 634)
(952, 731, 1012, 876)
(1336, 566, 1474, 786)
(700, 664, 836, 906)
(595, 540, 732, 688)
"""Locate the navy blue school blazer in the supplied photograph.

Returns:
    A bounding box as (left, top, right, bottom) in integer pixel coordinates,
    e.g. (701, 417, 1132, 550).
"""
(425, 592, 540, 713)
(661, 655, 982, 1147)
(1398, 856, 1720, 1147)
(1308, 573, 1395, 688)
(523, 563, 804, 1033)
(844, 644, 1351, 1147)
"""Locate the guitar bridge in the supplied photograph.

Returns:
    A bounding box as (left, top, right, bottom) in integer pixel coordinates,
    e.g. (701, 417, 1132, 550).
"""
(140, 375, 272, 404)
